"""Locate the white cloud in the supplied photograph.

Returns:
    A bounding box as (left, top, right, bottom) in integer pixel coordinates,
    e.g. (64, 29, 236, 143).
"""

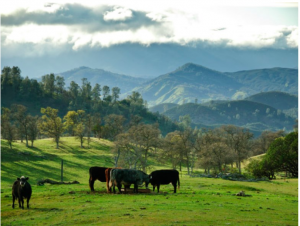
(103, 7, 133, 21)
(1, 1, 298, 58)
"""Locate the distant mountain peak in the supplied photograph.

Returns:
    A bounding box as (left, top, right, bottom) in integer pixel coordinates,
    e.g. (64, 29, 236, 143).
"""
(77, 66, 91, 70)
(175, 63, 220, 73)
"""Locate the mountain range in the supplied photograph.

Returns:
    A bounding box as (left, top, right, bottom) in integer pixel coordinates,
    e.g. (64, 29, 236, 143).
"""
(52, 63, 298, 134)
(55, 63, 297, 107)
(131, 63, 298, 106)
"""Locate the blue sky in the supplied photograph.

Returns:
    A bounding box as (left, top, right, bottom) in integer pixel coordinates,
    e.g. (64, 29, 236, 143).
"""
(1, 1, 298, 78)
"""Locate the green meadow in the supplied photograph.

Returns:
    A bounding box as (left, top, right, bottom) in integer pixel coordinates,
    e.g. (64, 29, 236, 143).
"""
(1, 138, 298, 226)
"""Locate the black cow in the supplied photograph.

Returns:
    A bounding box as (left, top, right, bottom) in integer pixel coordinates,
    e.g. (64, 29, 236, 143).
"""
(12, 176, 32, 209)
(110, 169, 150, 194)
(89, 166, 108, 191)
(149, 169, 180, 193)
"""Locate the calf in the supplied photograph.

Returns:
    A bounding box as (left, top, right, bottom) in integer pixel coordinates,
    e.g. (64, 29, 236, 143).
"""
(89, 166, 108, 191)
(110, 169, 150, 194)
(12, 176, 32, 209)
(149, 169, 180, 193)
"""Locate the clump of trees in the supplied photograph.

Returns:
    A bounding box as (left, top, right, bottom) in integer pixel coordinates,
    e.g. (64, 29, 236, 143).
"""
(246, 131, 298, 179)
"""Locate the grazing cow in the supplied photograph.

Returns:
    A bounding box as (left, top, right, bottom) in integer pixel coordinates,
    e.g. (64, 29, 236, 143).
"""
(105, 168, 131, 193)
(12, 176, 32, 209)
(89, 166, 108, 191)
(110, 169, 150, 194)
(149, 169, 180, 193)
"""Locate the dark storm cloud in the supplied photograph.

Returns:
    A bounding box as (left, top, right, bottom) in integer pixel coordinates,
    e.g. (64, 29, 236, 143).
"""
(1, 3, 159, 32)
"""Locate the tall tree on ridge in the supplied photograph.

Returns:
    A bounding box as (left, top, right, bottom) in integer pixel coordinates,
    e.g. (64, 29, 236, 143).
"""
(39, 107, 65, 149)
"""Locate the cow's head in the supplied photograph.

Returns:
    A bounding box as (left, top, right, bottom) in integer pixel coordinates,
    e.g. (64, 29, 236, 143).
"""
(17, 176, 29, 187)
(149, 175, 153, 184)
(145, 175, 151, 189)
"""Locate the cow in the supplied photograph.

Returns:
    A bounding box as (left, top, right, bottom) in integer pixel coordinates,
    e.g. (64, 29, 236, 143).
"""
(89, 166, 108, 191)
(110, 169, 150, 194)
(12, 176, 32, 209)
(105, 167, 130, 193)
(149, 169, 180, 193)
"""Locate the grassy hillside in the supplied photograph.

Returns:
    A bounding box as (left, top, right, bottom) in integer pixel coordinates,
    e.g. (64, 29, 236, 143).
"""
(1, 138, 298, 225)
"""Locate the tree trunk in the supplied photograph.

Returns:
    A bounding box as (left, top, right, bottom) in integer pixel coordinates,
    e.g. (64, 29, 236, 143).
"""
(25, 135, 28, 147)
(55, 136, 60, 149)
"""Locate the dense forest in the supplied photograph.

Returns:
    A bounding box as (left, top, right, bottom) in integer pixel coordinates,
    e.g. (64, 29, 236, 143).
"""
(1, 66, 298, 178)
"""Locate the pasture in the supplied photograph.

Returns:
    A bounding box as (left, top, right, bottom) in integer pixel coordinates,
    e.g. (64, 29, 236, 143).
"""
(1, 138, 298, 226)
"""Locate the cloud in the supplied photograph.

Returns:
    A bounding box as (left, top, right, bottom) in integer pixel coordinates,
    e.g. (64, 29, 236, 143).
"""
(103, 7, 133, 21)
(1, 2, 298, 58)
(1, 4, 157, 32)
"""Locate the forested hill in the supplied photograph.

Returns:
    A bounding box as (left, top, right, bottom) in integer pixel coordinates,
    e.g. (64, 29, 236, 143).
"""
(1, 66, 179, 136)
(162, 100, 296, 135)
(246, 91, 298, 111)
(56, 66, 148, 94)
(226, 68, 298, 95)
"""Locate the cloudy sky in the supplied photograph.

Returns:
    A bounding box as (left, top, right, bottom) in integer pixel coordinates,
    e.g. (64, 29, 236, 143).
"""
(1, 1, 298, 78)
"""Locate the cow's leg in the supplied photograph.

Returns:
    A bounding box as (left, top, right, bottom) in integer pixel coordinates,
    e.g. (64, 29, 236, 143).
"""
(134, 183, 138, 193)
(89, 177, 95, 191)
(18, 196, 22, 208)
(106, 182, 109, 193)
(117, 182, 122, 194)
(27, 197, 30, 209)
(153, 186, 155, 192)
(173, 181, 177, 193)
(12, 195, 15, 209)
(20, 197, 24, 209)
(157, 184, 160, 193)
(113, 183, 116, 194)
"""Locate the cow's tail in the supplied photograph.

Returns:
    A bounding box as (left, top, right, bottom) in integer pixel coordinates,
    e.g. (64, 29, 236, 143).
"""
(109, 169, 114, 188)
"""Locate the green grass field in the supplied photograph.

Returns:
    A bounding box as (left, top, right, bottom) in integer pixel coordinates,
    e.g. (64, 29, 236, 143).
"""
(1, 138, 298, 226)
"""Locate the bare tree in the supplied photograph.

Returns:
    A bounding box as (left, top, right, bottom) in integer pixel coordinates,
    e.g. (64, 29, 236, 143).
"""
(160, 132, 181, 170)
(27, 115, 39, 147)
(127, 123, 161, 172)
(1, 107, 16, 149)
(252, 130, 285, 155)
(12, 104, 30, 147)
(221, 125, 253, 173)
(103, 114, 125, 141)
(177, 128, 196, 174)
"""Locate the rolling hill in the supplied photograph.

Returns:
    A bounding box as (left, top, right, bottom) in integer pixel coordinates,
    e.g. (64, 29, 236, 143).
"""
(246, 91, 298, 111)
(162, 100, 296, 135)
(56, 66, 149, 94)
(226, 67, 298, 95)
(246, 91, 298, 119)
